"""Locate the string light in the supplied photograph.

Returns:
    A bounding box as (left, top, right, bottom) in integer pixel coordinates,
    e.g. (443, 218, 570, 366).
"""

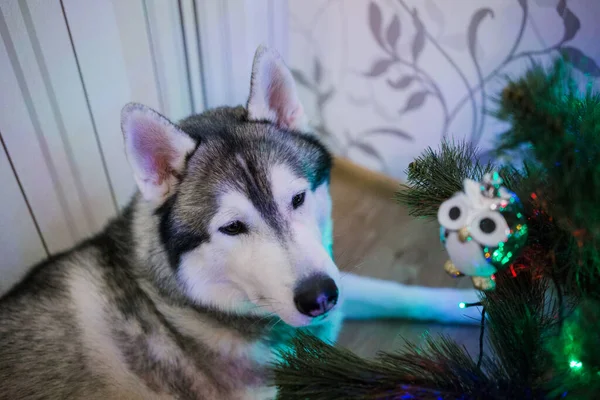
(458, 301, 482, 309)
(569, 360, 583, 370)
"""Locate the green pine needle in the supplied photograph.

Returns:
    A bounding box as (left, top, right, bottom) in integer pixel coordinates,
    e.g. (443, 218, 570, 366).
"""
(396, 140, 495, 219)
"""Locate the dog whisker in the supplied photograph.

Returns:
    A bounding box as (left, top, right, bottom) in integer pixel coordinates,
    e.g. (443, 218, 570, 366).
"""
(339, 262, 368, 280)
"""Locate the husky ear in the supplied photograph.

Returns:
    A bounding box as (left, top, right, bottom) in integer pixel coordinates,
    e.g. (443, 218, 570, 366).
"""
(247, 46, 308, 131)
(121, 103, 196, 205)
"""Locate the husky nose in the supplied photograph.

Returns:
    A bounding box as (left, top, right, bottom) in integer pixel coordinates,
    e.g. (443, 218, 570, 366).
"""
(294, 274, 339, 317)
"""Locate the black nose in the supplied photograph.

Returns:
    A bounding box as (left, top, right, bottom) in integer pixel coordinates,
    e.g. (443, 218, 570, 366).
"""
(294, 274, 339, 317)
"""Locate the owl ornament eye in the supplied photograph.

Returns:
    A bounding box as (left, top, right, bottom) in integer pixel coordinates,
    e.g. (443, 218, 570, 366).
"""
(470, 210, 510, 247)
(438, 195, 469, 230)
(437, 172, 528, 291)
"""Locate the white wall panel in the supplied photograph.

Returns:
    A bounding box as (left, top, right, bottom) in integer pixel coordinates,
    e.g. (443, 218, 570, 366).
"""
(223, 0, 250, 106)
(195, 0, 232, 109)
(17, 0, 117, 233)
(145, 0, 193, 120)
(180, 0, 206, 114)
(1, 1, 92, 239)
(112, 0, 162, 113)
(0, 9, 74, 253)
(0, 140, 47, 296)
(196, 0, 288, 108)
(61, 0, 136, 208)
(269, 0, 289, 60)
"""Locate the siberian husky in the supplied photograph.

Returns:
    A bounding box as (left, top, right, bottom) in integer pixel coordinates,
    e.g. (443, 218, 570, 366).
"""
(0, 46, 479, 399)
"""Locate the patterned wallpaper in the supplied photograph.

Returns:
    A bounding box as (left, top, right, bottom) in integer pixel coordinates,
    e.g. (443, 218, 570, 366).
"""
(288, 0, 600, 180)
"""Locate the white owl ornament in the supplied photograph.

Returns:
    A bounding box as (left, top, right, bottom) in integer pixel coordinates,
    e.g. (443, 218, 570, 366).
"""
(438, 172, 528, 291)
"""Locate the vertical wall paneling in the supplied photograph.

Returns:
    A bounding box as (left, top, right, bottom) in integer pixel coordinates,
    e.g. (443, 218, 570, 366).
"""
(224, 0, 250, 106)
(111, 0, 162, 112)
(61, 0, 136, 208)
(0, 138, 47, 295)
(243, 0, 270, 54)
(269, 0, 289, 60)
(195, 0, 289, 108)
(1, 1, 91, 240)
(233, 0, 288, 105)
(21, 0, 117, 232)
(195, 0, 231, 109)
(0, 7, 75, 253)
(180, 0, 206, 114)
(144, 0, 192, 121)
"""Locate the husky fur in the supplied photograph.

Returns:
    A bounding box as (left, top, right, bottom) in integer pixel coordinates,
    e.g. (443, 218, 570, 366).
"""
(0, 46, 479, 400)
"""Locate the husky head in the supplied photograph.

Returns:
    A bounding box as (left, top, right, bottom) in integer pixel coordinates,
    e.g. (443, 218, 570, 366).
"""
(121, 46, 339, 328)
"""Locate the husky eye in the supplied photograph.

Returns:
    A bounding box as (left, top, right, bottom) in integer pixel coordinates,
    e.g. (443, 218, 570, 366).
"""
(219, 221, 247, 236)
(292, 192, 306, 209)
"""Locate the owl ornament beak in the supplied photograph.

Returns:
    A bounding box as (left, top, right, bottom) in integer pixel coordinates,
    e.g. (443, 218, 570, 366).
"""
(458, 227, 470, 243)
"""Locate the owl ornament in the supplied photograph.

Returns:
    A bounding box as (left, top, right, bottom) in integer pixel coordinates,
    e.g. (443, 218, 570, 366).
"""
(437, 172, 528, 291)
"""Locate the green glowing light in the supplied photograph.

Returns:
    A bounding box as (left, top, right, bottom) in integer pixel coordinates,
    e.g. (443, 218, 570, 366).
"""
(569, 360, 583, 369)
(459, 302, 466, 309)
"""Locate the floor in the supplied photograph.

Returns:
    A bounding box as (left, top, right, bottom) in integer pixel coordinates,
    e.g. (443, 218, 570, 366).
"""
(329, 157, 480, 358)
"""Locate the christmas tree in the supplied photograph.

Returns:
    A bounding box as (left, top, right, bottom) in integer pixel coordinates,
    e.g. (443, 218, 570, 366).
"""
(273, 59, 600, 399)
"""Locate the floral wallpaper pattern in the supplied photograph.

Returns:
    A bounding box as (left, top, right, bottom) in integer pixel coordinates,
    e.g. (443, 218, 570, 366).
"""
(288, 0, 600, 180)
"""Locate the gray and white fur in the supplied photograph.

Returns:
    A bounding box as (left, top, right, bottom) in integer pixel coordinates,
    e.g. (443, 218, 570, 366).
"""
(0, 46, 479, 400)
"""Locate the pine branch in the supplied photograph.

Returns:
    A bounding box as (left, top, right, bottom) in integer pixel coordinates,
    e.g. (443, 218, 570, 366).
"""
(395, 140, 495, 218)
(493, 59, 600, 296)
(274, 269, 557, 399)
(482, 270, 557, 389)
(274, 331, 483, 400)
(547, 299, 600, 398)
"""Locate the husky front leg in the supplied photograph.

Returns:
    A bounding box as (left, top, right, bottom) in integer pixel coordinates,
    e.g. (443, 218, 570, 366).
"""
(340, 273, 481, 325)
